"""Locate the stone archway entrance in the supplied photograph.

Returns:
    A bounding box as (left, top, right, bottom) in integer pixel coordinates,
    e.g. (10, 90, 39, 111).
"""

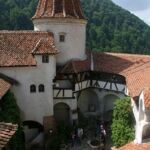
(103, 94, 120, 121)
(78, 89, 100, 118)
(54, 103, 70, 124)
(23, 120, 44, 149)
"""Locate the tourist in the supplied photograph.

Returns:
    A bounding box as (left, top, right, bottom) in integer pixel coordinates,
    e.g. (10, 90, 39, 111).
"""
(77, 127, 83, 145)
(100, 124, 106, 146)
(71, 131, 75, 147)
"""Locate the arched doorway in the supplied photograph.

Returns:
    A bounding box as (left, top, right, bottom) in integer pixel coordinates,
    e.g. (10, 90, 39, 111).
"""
(78, 89, 100, 117)
(54, 103, 70, 124)
(23, 121, 44, 149)
(142, 124, 150, 140)
(103, 94, 120, 121)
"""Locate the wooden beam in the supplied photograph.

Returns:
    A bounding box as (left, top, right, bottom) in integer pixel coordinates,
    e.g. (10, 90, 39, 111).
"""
(56, 90, 61, 97)
(110, 82, 112, 90)
(114, 83, 119, 91)
(103, 81, 108, 89)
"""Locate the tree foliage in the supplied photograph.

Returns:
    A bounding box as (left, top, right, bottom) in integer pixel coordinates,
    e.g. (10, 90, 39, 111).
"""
(111, 97, 135, 148)
(81, 0, 150, 54)
(1, 0, 150, 54)
(0, 91, 25, 150)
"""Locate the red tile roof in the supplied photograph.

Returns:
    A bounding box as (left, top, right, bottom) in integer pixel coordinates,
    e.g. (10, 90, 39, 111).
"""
(59, 59, 91, 74)
(0, 31, 58, 67)
(93, 52, 150, 98)
(32, 38, 58, 55)
(119, 142, 150, 150)
(143, 88, 150, 108)
(0, 122, 18, 149)
(60, 52, 150, 98)
(0, 79, 11, 98)
(32, 0, 86, 20)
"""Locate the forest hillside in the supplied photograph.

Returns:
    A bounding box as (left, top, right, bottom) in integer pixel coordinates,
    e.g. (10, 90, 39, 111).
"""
(0, 0, 150, 54)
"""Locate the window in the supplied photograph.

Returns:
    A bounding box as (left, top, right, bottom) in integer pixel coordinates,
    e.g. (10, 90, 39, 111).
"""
(30, 85, 36, 93)
(42, 55, 49, 63)
(39, 84, 45, 92)
(59, 34, 65, 42)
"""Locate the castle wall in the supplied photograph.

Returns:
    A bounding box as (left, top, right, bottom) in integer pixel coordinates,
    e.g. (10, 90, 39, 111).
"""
(33, 19, 87, 65)
(0, 55, 56, 124)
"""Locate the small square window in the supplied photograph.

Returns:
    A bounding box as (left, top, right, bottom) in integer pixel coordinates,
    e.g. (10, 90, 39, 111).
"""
(42, 55, 49, 63)
(59, 35, 65, 42)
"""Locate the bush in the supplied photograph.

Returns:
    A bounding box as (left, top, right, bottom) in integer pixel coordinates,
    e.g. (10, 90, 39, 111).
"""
(111, 97, 135, 148)
(0, 91, 25, 150)
(46, 122, 73, 150)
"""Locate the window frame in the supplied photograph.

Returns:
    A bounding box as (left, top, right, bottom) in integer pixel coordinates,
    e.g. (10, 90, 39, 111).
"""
(30, 85, 36, 93)
(42, 54, 49, 63)
(39, 84, 45, 93)
(59, 32, 66, 42)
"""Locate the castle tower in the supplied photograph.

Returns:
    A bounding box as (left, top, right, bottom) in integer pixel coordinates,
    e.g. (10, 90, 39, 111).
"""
(32, 0, 87, 65)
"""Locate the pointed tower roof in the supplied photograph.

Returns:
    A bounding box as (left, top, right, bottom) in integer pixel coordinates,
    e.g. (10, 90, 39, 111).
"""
(32, 0, 86, 20)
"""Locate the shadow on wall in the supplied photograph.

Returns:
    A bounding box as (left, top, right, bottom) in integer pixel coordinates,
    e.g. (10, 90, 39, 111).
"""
(54, 102, 70, 124)
(78, 89, 100, 117)
(103, 94, 120, 121)
(23, 121, 44, 150)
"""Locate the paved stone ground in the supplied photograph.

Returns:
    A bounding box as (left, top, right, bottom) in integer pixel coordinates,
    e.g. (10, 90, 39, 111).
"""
(68, 138, 91, 150)
(66, 136, 117, 150)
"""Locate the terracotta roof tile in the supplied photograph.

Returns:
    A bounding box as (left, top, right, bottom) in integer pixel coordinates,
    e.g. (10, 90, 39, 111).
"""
(93, 52, 150, 98)
(32, 0, 86, 19)
(32, 38, 58, 55)
(0, 122, 18, 149)
(119, 142, 150, 150)
(0, 79, 11, 98)
(143, 88, 150, 108)
(0, 31, 58, 67)
(59, 59, 91, 74)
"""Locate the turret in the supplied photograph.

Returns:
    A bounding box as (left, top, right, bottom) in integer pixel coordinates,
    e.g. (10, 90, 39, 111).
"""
(32, 0, 87, 65)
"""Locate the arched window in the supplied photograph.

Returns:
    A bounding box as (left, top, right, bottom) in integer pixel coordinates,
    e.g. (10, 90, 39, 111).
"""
(39, 84, 45, 92)
(30, 85, 36, 93)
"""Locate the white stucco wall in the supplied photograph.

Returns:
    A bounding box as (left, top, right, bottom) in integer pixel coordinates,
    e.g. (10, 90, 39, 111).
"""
(33, 18, 87, 65)
(0, 55, 56, 124)
(134, 91, 150, 143)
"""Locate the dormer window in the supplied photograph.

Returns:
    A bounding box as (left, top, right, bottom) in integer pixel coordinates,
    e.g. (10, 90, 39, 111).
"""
(59, 33, 66, 42)
(42, 55, 49, 63)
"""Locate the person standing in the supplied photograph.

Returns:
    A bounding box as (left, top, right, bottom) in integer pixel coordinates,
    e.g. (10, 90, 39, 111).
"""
(77, 127, 83, 145)
(100, 124, 106, 146)
(71, 131, 75, 147)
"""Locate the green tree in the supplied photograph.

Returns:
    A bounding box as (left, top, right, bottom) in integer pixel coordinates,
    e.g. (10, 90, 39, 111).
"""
(0, 91, 25, 150)
(111, 97, 135, 148)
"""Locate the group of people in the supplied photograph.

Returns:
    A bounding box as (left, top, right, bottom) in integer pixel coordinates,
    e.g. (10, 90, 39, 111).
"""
(70, 121, 107, 148)
(71, 127, 84, 147)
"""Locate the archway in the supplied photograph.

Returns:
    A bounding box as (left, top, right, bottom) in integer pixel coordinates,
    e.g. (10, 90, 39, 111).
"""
(142, 124, 150, 140)
(103, 94, 120, 121)
(23, 120, 44, 149)
(54, 103, 70, 124)
(78, 89, 100, 117)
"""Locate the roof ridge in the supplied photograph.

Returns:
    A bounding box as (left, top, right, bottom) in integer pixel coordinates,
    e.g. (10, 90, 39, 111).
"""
(32, 39, 42, 54)
(0, 30, 54, 34)
(104, 52, 150, 57)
